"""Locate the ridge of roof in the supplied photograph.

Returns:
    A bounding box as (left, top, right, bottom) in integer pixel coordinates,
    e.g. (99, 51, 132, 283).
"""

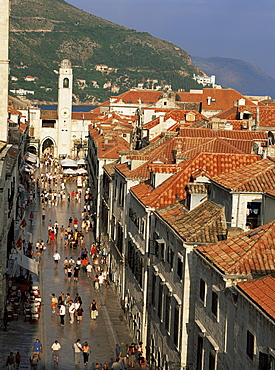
(196, 220, 275, 276)
(156, 200, 226, 243)
(211, 157, 275, 192)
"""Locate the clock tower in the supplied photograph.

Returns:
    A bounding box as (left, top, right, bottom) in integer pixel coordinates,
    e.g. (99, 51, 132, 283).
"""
(57, 59, 73, 157)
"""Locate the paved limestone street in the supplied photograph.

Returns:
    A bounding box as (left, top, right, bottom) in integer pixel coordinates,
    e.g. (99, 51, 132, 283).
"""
(0, 165, 139, 370)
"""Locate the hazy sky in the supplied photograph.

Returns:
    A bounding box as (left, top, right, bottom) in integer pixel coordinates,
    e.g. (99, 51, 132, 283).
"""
(67, 0, 275, 78)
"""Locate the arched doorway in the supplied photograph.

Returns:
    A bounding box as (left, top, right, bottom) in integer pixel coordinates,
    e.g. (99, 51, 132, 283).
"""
(42, 138, 55, 155)
(27, 145, 37, 155)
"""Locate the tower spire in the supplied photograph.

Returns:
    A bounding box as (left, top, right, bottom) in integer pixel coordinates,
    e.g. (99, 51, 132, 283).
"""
(0, 0, 9, 142)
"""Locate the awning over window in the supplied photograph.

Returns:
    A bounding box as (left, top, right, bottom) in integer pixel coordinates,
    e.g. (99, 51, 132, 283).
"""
(25, 152, 37, 164)
(17, 254, 38, 275)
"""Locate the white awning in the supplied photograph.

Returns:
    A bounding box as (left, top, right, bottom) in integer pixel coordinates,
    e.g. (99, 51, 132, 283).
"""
(25, 152, 37, 164)
(61, 158, 78, 167)
(63, 168, 77, 175)
(17, 254, 38, 275)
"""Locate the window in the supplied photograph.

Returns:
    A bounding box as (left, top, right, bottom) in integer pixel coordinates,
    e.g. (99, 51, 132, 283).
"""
(167, 246, 174, 269)
(152, 273, 156, 308)
(173, 304, 179, 347)
(177, 257, 183, 280)
(42, 120, 55, 128)
(63, 77, 69, 88)
(117, 223, 123, 253)
(209, 347, 216, 370)
(118, 181, 125, 208)
(211, 291, 218, 318)
(127, 240, 143, 287)
(158, 281, 163, 320)
(164, 293, 171, 332)
(200, 279, 206, 304)
(259, 352, 269, 370)
(155, 239, 165, 261)
(196, 335, 203, 370)
(111, 216, 115, 240)
(114, 179, 117, 199)
(246, 330, 254, 360)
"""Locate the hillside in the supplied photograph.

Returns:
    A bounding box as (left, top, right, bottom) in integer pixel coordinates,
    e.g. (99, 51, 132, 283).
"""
(192, 56, 275, 98)
(9, 0, 201, 103)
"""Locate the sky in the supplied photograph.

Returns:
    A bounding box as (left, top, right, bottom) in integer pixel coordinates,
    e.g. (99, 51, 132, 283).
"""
(66, 0, 275, 78)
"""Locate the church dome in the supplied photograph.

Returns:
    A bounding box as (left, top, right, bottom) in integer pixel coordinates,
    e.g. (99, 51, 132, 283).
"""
(60, 59, 71, 68)
(158, 91, 181, 102)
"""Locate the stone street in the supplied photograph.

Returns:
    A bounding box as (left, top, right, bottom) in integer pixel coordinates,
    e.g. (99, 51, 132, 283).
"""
(0, 175, 138, 370)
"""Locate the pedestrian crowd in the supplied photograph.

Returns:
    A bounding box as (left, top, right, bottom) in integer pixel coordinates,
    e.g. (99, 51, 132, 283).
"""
(4, 155, 150, 369)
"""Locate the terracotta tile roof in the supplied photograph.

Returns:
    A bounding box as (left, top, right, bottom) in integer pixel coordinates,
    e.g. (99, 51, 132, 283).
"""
(8, 107, 21, 115)
(177, 137, 245, 159)
(111, 90, 162, 104)
(265, 189, 275, 197)
(95, 135, 130, 159)
(131, 153, 260, 207)
(258, 106, 275, 127)
(238, 275, 275, 320)
(179, 128, 268, 142)
(200, 88, 257, 111)
(103, 161, 117, 177)
(143, 117, 160, 130)
(110, 89, 256, 113)
(186, 182, 209, 194)
(117, 135, 247, 180)
(211, 157, 275, 192)
(40, 110, 58, 120)
(156, 200, 227, 244)
(214, 107, 238, 119)
(148, 164, 179, 174)
(71, 112, 100, 120)
(196, 221, 275, 276)
(163, 109, 208, 122)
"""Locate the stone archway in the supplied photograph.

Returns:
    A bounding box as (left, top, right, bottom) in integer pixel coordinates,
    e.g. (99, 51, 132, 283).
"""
(42, 137, 55, 155)
(27, 145, 38, 155)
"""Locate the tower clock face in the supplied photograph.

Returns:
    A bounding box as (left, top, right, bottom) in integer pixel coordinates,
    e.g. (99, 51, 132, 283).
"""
(60, 107, 70, 118)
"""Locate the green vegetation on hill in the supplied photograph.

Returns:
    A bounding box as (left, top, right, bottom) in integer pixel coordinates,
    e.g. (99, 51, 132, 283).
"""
(9, 0, 201, 103)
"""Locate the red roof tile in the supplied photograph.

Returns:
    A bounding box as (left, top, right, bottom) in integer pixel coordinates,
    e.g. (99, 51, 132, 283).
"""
(238, 275, 275, 320)
(211, 157, 275, 192)
(156, 200, 227, 243)
(131, 153, 260, 207)
(196, 221, 275, 276)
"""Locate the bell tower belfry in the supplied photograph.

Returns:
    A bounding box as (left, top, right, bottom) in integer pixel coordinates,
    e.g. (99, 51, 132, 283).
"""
(0, 0, 9, 142)
(57, 59, 73, 157)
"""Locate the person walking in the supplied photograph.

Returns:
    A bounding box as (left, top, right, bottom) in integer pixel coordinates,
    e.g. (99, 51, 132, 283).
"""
(76, 304, 84, 324)
(119, 342, 128, 369)
(111, 358, 122, 370)
(90, 299, 98, 320)
(98, 273, 105, 292)
(51, 340, 61, 364)
(63, 257, 69, 275)
(82, 341, 91, 366)
(50, 293, 58, 313)
(29, 353, 40, 370)
(94, 275, 99, 292)
(59, 303, 66, 326)
(73, 339, 83, 366)
(74, 264, 80, 283)
(53, 251, 61, 269)
(5, 352, 15, 369)
(127, 344, 136, 368)
(69, 300, 75, 324)
(32, 339, 43, 355)
(15, 351, 21, 368)
(86, 262, 92, 278)
(67, 265, 73, 283)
